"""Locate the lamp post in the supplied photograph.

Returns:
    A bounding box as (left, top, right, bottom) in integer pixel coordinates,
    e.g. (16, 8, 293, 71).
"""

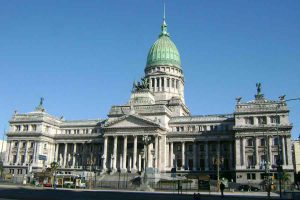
(88, 153, 95, 190)
(213, 147, 223, 192)
(261, 131, 271, 198)
(140, 135, 152, 190)
(275, 97, 300, 199)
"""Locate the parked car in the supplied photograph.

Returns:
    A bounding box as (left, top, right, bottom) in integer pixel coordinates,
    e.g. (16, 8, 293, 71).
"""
(238, 185, 260, 191)
(43, 183, 52, 187)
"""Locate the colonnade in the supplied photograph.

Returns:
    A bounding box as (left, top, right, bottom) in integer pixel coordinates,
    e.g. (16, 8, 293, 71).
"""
(102, 135, 161, 172)
(168, 141, 234, 171)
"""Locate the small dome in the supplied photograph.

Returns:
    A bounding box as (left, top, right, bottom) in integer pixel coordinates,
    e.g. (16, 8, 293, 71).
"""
(146, 19, 181, 69)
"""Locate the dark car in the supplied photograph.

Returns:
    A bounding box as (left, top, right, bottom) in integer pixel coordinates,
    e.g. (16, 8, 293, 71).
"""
(238, 185, 260, 191)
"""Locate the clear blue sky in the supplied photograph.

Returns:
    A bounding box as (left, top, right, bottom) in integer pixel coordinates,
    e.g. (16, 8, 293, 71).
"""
(1, 0, 299, 139)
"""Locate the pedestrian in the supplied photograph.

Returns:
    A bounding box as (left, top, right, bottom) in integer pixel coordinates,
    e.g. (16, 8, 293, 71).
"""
(193, 192, 196, 200)
(197, 192, 201, 200)
(220, 182, 225, 199)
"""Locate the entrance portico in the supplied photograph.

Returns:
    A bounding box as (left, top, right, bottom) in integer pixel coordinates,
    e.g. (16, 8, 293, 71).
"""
(102, 114, 166, 173)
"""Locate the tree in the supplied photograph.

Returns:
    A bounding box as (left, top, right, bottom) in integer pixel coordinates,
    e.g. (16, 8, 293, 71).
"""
(281, 171, 291, 191)
(50, 161, 59, 187)
(0, 160, 3, 178)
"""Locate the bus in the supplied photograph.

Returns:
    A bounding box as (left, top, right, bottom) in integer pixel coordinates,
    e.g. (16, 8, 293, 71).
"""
(55, 174, 86, 189)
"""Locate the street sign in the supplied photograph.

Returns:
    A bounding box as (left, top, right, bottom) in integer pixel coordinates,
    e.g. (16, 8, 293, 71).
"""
(38, 155, 47, 161)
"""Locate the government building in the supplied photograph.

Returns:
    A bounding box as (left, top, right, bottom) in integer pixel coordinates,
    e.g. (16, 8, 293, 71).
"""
(3, 15, 295, 185)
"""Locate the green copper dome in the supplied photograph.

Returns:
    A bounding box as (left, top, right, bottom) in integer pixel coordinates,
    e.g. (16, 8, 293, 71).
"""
(146, 19, 181, 69)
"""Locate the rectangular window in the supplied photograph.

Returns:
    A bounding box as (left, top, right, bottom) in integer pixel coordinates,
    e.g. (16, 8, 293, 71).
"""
(21, 155, 25, 164)
(260, 138, 265, 146)
(177, 145, 181, 151)
(199, 126, 203, 131)
(31, 125, 37, 131)
(270, 116, 280, 124)
(156, 78, 160, 87)
(176, 127, 180, 132)
(245, 117, 254, 125)
(23, 125, 28, 131)
(175, 80, 178, 88)
(247, 155, 254, 168)
(258, 116, 267, 125)
(274, 155, 279, 164)
(247, 139, 253, 146)
(151, 78, 155, 87)
(199, 145, 204, 151)
(247, 173, 251, 180)
(16, 125, 21, 132)
(171, 79, 175, 88)
(161, 78, 164, 87)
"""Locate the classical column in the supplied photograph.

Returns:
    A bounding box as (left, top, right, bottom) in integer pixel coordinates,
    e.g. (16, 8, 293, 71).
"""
(235, 138, 241, 167)
(147, 143, 152, 168)
(181, 142, 185, 169)
(242, 138, 246, 166)
(154, 135, 159, 169)
(102, 136, 108, 170)
(193, 141, 197, 171)
(5, 141, 12, 164)
(32, 141, 37, 163)
(16, 140, 21, 164)
(133, 136, 137, 171)
(64, 143, 68, 168)
(138, 154, 141, 171)
(72, 143, 77, 168)
(205, 141, 209, 170)
(281, 136, 286, 165)
(255, 137, 259, 168)
(286, 136, 292, 165)
(170, 142, 174, 168)
(268, 137, 273, 165)
(123, 136, 127, 170)
(120, 154, 123, 170)
(229, 142, 233, 169)
(55, 144, 59, 162)
(24, 141, 28, 165)
(129, 157, 132, 171)
(113, 136, 118, 170)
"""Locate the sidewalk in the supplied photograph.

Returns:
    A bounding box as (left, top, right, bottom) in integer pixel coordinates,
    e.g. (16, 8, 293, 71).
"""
(0, 183, 279, 198)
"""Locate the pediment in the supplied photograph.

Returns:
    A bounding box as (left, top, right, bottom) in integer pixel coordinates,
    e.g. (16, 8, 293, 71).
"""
(104, 115, 159, 129)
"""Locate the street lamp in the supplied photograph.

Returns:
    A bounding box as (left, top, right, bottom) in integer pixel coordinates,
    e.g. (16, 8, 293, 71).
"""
(212, 151, 223, 192)
(260, 130, 271, 198)
(87, 153, 95, 189)
(275, 96, 300, 199)
(140, 135, 153, 190)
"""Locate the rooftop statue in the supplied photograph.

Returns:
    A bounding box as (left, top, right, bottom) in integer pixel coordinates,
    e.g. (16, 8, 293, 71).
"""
(132, 78, 149, 92)
(35, 97, 45, 112)
(256, 82, 262, 95)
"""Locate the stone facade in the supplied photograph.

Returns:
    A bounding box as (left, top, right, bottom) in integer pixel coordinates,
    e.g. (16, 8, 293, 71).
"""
(3, 16, 295, 185)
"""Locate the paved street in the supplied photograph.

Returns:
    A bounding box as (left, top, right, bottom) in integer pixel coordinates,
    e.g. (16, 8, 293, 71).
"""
(0, 184, 297, 200)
